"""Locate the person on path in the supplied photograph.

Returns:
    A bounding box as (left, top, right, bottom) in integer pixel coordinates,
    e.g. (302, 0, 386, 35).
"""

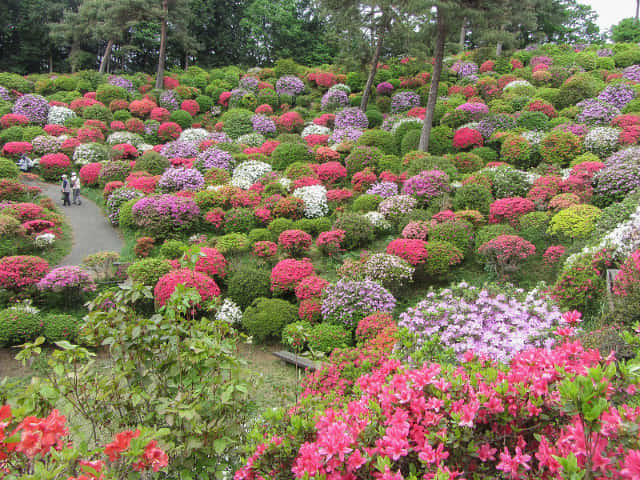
(61, 174, 71, 206)
(71, 172, 82, 205)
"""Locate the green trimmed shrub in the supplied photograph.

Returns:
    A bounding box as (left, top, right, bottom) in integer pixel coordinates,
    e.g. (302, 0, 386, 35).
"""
(356, 129, 396, 155)
(248, 228, 274, 243)
(96, 85, 128, 104)
(518, 211, 550, 248)
(133, 151, 170, 175)
(547, 204, 601, 241)
(308, 323, 352, 353)
(221, 108, 254, 139)
(0, 158, 20, 179)
(242, 297, 298, 343)
(270, 143, 314, 170)
(401, 130, 422, 156)
(169, 109, 193, 129)
(429, 220, 473, 254)
(224, 208, 257, 233)
(428, 126, 453, 155)
(0, 307, 42, 346)
(333, 212, 375, 250)
(351, 194, 383, 212)
(422, 240, 463, 277)
(345, 146, 384, 176)
(268, 218, 295, 238)
(43, 313, 81, 343)
(227, 266, 272, 310)
(160, 239, 187, 259)
(215, 233, 250, 255)
(127, 258, 172, 286)
(474, 224, 516, 251)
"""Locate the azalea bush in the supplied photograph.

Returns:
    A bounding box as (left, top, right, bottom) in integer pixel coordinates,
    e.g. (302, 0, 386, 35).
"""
(478, 234, 536, 277)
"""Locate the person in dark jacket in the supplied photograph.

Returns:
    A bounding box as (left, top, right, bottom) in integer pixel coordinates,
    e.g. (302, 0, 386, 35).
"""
(61, 174, 71, 206)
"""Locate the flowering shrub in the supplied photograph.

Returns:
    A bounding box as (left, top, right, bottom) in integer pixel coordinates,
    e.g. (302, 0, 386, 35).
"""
(378, 194, 417, 222)
(272, 196, 305, 219)
(154, 268, 220, 307)
(453, 127, 483, 149)
(478, 234, 536, 276)
(543, 245, 566, 266)
(271, 258, 315, 292)
(12, 93, 49, 124)
(132, 194, 200, 237)
(489, 197, 535, 226)
(316, 229, 346, 257)
(37, 266, 96, 295)
(594, 147, 640, 206)
(275, 75, 305, 96)
(390, 91, 420, 113)
(386, 238, 429, 266)
(316, 162, 347, 185)
(539, 130, 582, 166)
(278, 229, 312, 257)
(0, 255, 49, 292)
(39, 153, 71, 181)
(276, 111, 304, 133)
(158, 167, 204, 192)
(402, 170, 451, 204)
(2, 141, 32, 158)
(334, 107, 368, 129)
(253, 240, 278, 262)
(321, 279, 396, 330)
(295, 275, 330, 301)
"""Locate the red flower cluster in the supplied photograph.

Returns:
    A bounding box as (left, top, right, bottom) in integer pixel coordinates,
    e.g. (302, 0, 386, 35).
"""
(316, 229, 346, 257)
(192, 247, 227, 279)
(270, 258, 314, 292)
(0, 255, 50, 291)
(279, 229, 312, 257)
(453, 128, 484, 149)
(0, 113, 29, 128)
(158, 122, 183, 142)
(154, 268, 220, 307)
(543, 245, 566, 266)
(2, 141, 32, 157)
(277, 111, 304, 133)
(386, 239, 429, 266)
(489, 197, 535, 226)
(79, 162, 102, 187)
(253, 240, 278, 261)
(295, 275, 330, 301)
(181, 99, 200, 116)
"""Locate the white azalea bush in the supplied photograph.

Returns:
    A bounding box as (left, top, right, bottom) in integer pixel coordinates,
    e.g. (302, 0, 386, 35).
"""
(292, 185, 328, 218)
(231, 160, 272, 189)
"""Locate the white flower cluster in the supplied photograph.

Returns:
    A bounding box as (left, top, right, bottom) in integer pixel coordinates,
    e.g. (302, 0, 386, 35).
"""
(230, 160, 272, 189)
(137, 143, 154, 153)
(293, 185, 329, 218)
(47, 106, 76, 125)
(215, 298, 243, 325)
(364, 211, 392, 231)
(566, 204, 640, 266)
(236, 132, 265, 147)
(279, 177, 292, 191)
(106, 131, 145, 148)
(328, 83, 351, 94)
(301, 124, 332, 138)
(34, 233, 55, 248)
(179, 128, 210, 144)
(458, 122, 480, 132)
(8, 300, 39, 315)
(503, 79, 533, 90)
(584, 127, 620, 157)
(521, 130, 544, 145)
(73, 142, 109, 165)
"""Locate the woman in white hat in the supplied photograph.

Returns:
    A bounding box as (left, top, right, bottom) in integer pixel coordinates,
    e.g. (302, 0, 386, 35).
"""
(71, 172, 81, 205)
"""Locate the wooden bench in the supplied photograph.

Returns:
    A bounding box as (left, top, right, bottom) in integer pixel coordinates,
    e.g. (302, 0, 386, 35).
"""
(273, 350, 319, 371)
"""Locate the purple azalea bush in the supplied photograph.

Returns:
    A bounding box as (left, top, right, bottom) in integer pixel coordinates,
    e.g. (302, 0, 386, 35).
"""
(334, 107, 368, 129)
(132, 194, 200, 236)
(108, 75, 135, 93)
(37, 266, 96, 293)
(195, 147, 234, 171)
(106, 187, 144, 225)
(321, 279, 396, 330)
(623, 65, 640, 83)
(476, 114, 516, 139)
(329, 127, 364, 144)
(402, 170, 451, 203)
(160, 140, 199, 159)
(594, 147, 640, 204)
(275, 76, 305, 96)
(159, 90, 179, 111)
(378, 194, 418, 219)
(158, 168, 205, 192)
(0, 86, 10, 101)
(575, 99, 620, 125)
(239, 76, 259, 93)
(251, 114, 277, 135)
(390, 91, 420, 113)
(398, 282, 565, 362)
(366, 181, 399, 198)
(598, 83, 636, 110)
(376, 82, 394, 95)
(12, 94, 50, 124)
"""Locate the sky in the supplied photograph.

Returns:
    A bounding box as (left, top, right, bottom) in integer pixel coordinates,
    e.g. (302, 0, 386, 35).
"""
(581, 0, 636, 33)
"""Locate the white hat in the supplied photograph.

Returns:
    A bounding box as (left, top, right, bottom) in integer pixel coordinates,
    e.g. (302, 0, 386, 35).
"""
(71, 173, 77, 177)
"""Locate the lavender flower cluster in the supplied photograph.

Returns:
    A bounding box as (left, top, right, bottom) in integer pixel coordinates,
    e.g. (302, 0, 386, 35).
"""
(160, 140, 199, 159)
(251, 114, 277, 135)
(158, 167, 205, 192)
(159, 90, 179, 111)
(31, 135, 63, 155)
(12, 94, 50, 124)
(334, 107, 368, 129)
(366, 181, 398, 198)
(37, 266, 96, 293)
(402, 170, 451, 202)
(321, 89, 349, 111)
(239, 76, 259, 93)
(597, 48, 613, 57)
(398, 282, 565, 362)
(207, 132, 232, 144)
(106, 187, 143, 225)
(598, 83, 636, 110)
(321, 279, 396, 329)
(594, 147, 640, 203)
(329, 128, 363, 145)
(195, 147, 234, 171)
(229, 88, 251, 107)
(575, 99, 621, 125)
(476, 114, 516, 139)
(376, 82, 394, 95)
(132, 194, 200, 234)
(0, 86, 10, 101)
(623, 65, 640, 83)
(108, 75, 135, 93)
(390, 91, 421, 113)
(378, 194, 417, 219)
(553, 122, 589, 137)
(275, 76, 305, 96)
(452, 61, 478, 78)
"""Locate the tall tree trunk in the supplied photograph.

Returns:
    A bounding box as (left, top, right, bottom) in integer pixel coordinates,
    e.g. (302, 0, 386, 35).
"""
(418, 8, 447, 152)
(155, 0, 168, 90)
(496, 41, 503, 57)
(99, 39, 114, 74)
(360, 19, 387, 113)
(185, 52, 189, 70)
(636, 0, 639, 21)
(459, 17, 467, 51)
(49, 53, 53, 74)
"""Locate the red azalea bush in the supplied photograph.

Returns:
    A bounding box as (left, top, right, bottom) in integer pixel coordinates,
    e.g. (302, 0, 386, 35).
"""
(527, 175, 563, 208)
(272, 196, 305, 220)
(489, 197, 535, 226)
(612, 249, 640, 297)
(453, 127, 483, 149)
(351, 168, 377, 192)
(180, 99, 200, 116)
(39, 153, 71, 181)
(157, 122, 183, 142)
(479, 60, 495, 73)
(129, 99, 156, 117)
(204, 208, 225, 230)
(0, 113, 29, 128)
(543, 245, 566, 266)
(109, 99, 129, 111)
(326, 189, 353, 204)
(314, 114, 336, 128)
(0, 255, 49, 292)
(154, 268, 220, 307)
(271, 258, 315, 292)
(253, 241, 278, 262)
(126, 173, 158, 194)
(83, 119, 108, 133)
(276, 111, 304, 133)
(44, 124, 69, 136)
(279, 229, 313, 257)
(191, 247, 227, 279)
(150, 107, 171, 122)
(113, 143, 139, 160)
(386, 238, 429, 266)
(77, 127, 104, 143)
(110, 120, 126, 131)
(316, 229, 346, 257)
(528, 100, 558, 118)
(315, 162, 347, 185)
(295, 275, 330, 301)
(79, 162, 102, 187)
(355, 312, 396, 343)
(2, 142, 33, 158)
(126, 118, 145, 134)
(478, 234, 536, 276)
(299, 298, 322, 322)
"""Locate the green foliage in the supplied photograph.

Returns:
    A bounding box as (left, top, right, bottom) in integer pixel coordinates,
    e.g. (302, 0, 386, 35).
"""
(422, 240, 462, 277)
(470, 147, 498, 164)
(356, 129, 396, 155)
(333, 212, 375, 250)
(43, 313, 81, 343)
(127, 258, 172, 286)
(221, 108, 254, 139)
(0, 307, 41, 346)
(227, 266, 272, 310)
(96, 84, 128, 104)
(345, 146, 384, 176)
(548, 204, 601, 240)
(365, 108, 384, 128)
(612, 19, 640, 43)
(117, 198, 137, 230)
(169, 109, 193, 129)
(555, 73, 601, 110)
(270, 143, 314, 170)
(518, 211, 551, 248)
(268, 218, 295, 238)
(133, 151, 170, 175)
(474, 224, 516, 251)
(428, 126, 454, 156)
(216, 233, 251, 255)
(405, 152, 458, 180)
(224, 208, 257, 233)
(248, 228, 274, 243)
(351, 194, 382, 212)
(400, 129, 422, 156)
(429, 221, 473, 254)
(0, 157, 20, 179)
(308, 323, 352, 353)
(242, 297, 298, 343)
(282, 320, 312, 352)
(82, 104, 112, 123)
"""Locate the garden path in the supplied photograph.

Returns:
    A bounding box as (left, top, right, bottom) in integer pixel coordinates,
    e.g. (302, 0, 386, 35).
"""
(24, 179, 123, 266)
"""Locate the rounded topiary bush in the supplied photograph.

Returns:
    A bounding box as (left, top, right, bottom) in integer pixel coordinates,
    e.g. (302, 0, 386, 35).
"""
(333, 212, 375, 250)
(221, 108, 254, 139)
(307, 323, 352, 353)
(43, 313, 81, 343)
(270, 143, 314, 171)
(242, 297, 298, 343)
(429, 220, 473, 254)
(453, 183, 493, 214)
(0, 157, 20, 179)
(227, 265, 272, 310)
(547, 204, 601, 241)
(345, 146, 384, 176)
(127, 257, 172, 286)
(0, 307, 42, 346)
(134, 151, 170, 175)
(355, 129, 397, 155)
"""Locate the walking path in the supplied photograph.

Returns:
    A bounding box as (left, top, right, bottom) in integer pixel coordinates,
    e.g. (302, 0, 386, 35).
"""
(25, 179, 123, 266)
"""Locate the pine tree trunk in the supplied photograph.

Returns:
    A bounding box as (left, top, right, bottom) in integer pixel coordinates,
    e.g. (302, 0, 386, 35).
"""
(459, 17, 466, 51)
(360, 19, 387, 112)
(418, 8, 447, 152)
(155, 0, 168, 90)
(99, 39, 114, 74)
